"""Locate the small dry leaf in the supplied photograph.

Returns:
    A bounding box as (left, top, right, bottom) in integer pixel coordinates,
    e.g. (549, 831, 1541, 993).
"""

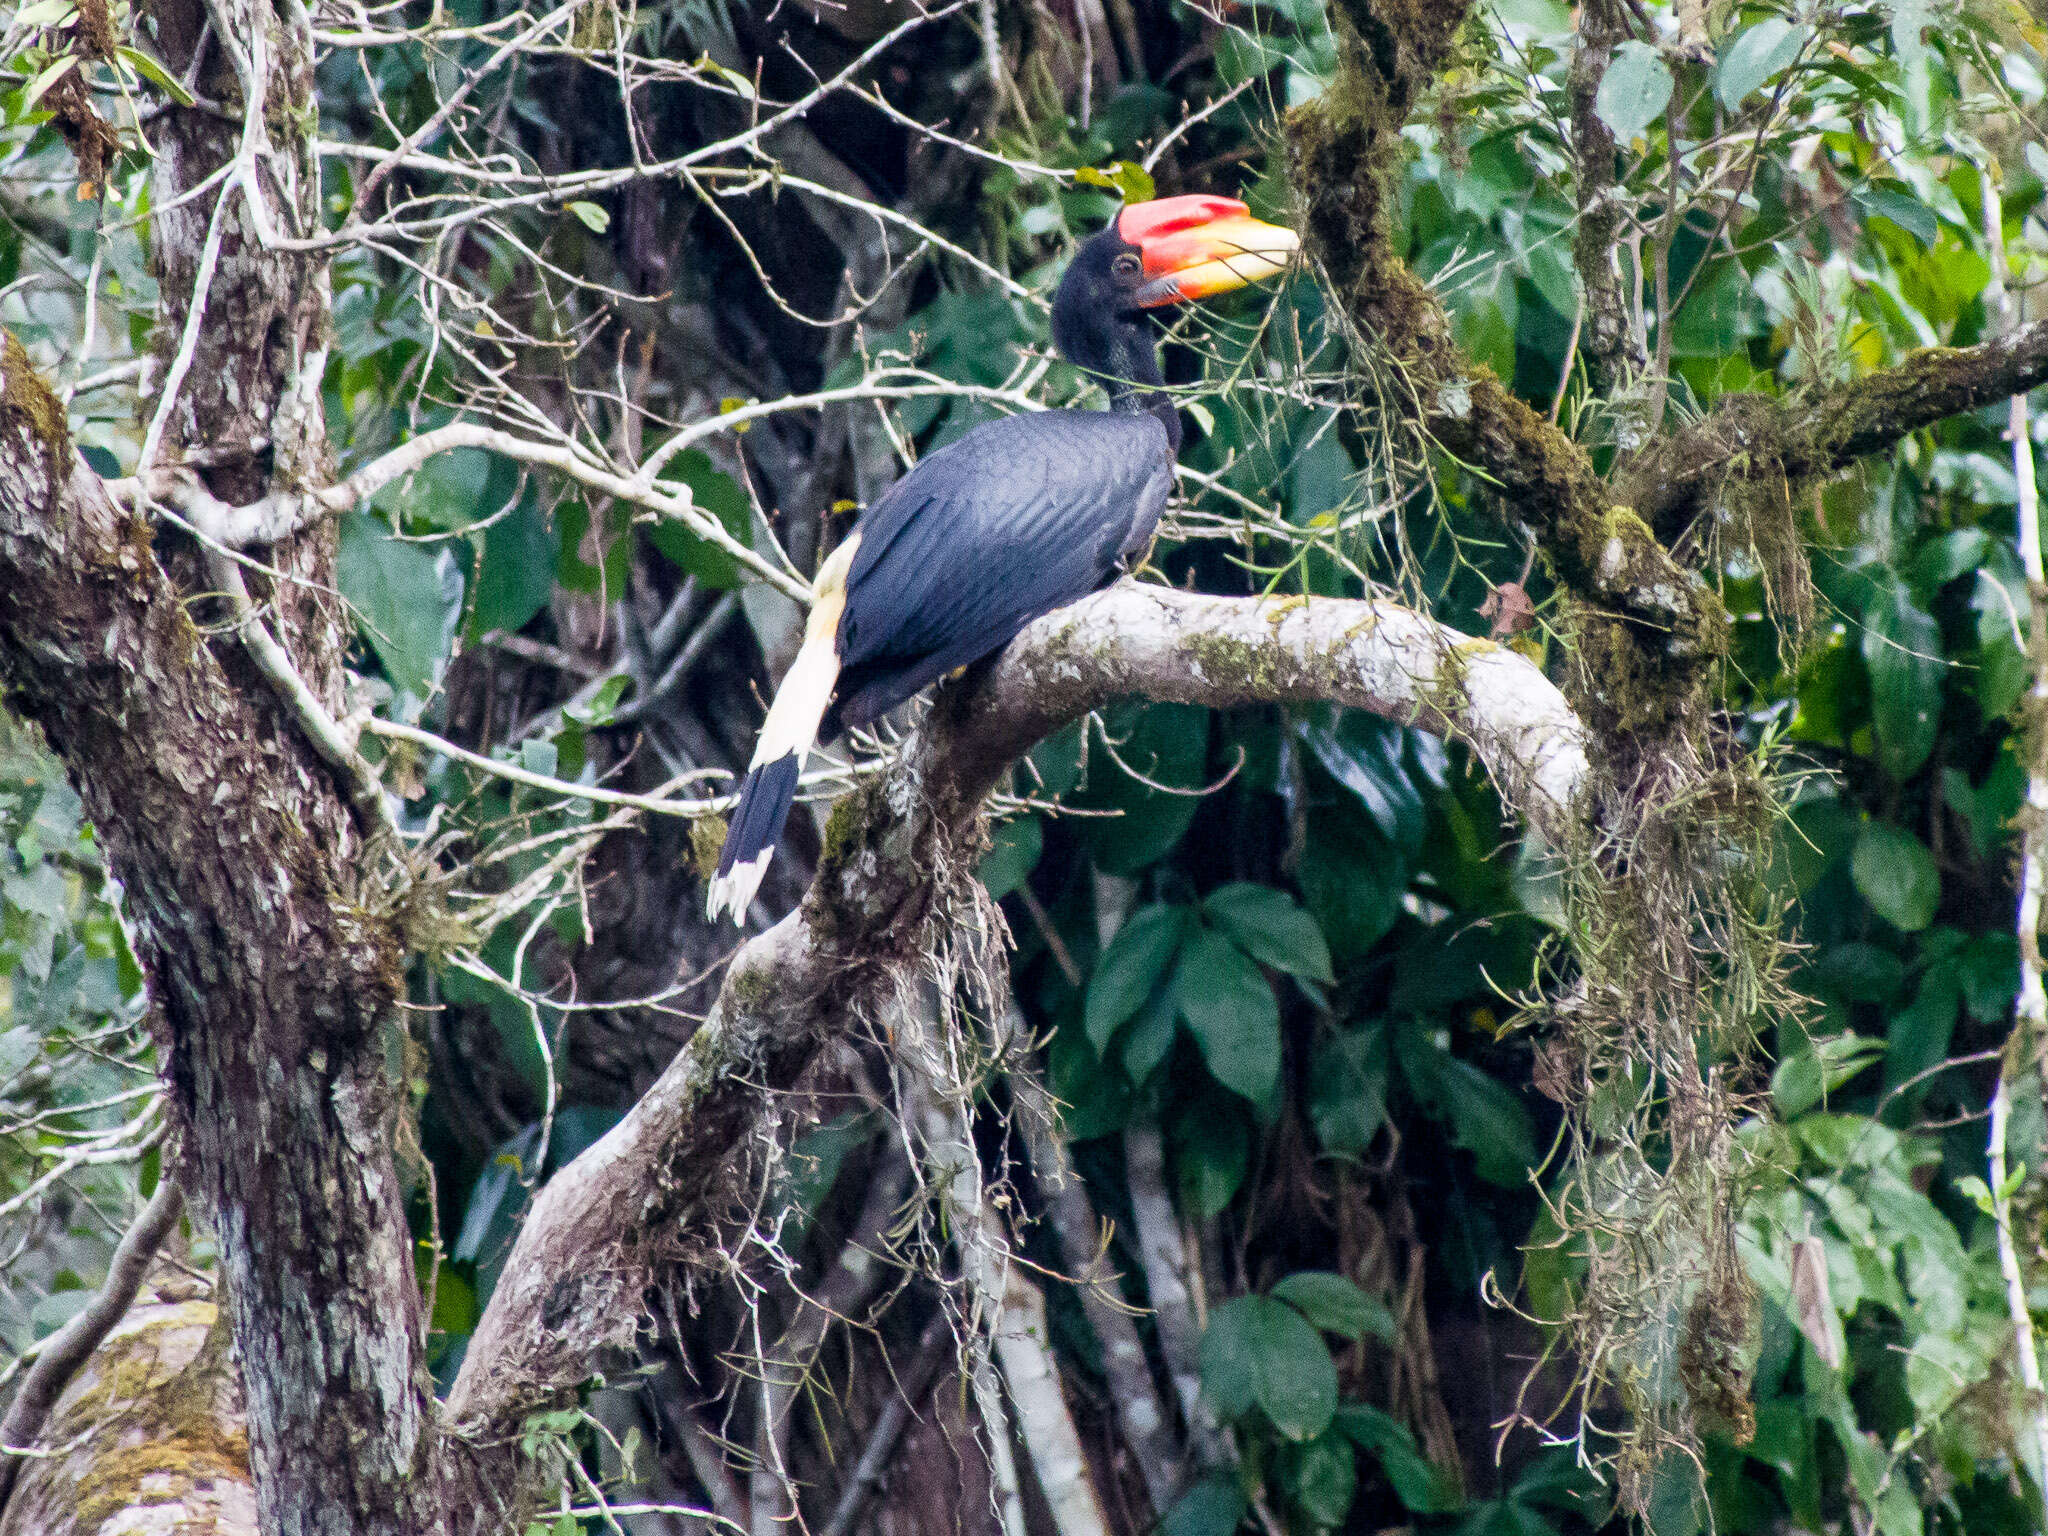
(1479, 580, 1536, 638)
(1531, 1039, 1573, 1104)
(1789, 1236, 1841, 1368)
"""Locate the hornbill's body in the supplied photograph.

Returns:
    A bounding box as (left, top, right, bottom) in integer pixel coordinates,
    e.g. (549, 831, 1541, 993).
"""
(707, 195, 1298, 924)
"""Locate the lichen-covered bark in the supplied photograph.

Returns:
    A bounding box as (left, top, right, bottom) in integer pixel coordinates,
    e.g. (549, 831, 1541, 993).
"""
(1286, 10, 1723, 734)
(1618, 319, 2048, 545)
(0, 1290, 254, 1536)
(1567, 0, 1645, 400)
(0, 351, 445, 1534)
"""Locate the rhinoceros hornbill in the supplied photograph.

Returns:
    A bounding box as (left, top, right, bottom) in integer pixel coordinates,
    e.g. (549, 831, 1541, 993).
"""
(706, 195, 1299, 924)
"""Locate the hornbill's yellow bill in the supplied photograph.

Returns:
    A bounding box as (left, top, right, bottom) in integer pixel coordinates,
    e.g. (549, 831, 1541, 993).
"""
(705, 194, 1300, 926)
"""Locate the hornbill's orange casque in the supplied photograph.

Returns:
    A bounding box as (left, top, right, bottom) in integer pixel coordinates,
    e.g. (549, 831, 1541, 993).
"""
(706, 195, 1300, 924)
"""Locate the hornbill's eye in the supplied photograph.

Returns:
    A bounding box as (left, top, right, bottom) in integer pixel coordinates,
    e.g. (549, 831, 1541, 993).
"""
(1112, 253, 1141, 277)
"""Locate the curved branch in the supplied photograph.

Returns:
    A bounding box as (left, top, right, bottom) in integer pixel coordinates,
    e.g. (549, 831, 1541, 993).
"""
(1623, 314, 2048, 539)
(444, 581, 1586, 1436)
(0, 1180, 185, 1507)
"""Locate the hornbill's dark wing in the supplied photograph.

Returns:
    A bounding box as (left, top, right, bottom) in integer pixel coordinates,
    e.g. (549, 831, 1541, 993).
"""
(826, 410, 1174, 733)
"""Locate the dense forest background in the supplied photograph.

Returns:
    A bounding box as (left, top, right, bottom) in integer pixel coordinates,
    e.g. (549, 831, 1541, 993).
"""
(1, 0, 2046, 1525)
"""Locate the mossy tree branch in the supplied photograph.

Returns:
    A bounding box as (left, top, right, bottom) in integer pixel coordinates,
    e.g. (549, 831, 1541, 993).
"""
(1621, 315, 2048, 543)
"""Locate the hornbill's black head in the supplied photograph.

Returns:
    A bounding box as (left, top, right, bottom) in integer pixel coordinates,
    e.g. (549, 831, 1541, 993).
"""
(1052, 194, 1299, 445)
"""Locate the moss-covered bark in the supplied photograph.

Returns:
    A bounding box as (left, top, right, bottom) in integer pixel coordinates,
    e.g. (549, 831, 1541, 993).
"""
(0, 1293, 254, 1536)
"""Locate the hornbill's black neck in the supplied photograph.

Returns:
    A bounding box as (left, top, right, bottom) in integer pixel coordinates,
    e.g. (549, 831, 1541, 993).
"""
(1051, 286, 1183, 455)
(1094, 325, 1183, 456)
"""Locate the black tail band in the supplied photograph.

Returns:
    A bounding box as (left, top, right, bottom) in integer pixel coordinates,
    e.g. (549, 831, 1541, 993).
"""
(717, 752, 802, 878)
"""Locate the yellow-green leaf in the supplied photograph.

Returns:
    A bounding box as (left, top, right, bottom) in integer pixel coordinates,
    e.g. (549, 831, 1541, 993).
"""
(21, 54, 80, 116)
(15, 0, 78, 28)
(116, 45, 196, 106)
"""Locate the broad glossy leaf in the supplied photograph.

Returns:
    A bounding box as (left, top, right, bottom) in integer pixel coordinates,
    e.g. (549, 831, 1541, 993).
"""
(1172, 1098, 1250, 1217)
(1071, 703, 1211, 873)
(1120, 980, 1180, 1082)
(1396, 1025, 1536, 1187)
(1176, 925, 1282, 1102)
(1204, 883, 1335, 983)
(644, 449, 755, 588)
(467, 494, 555, 640)
(1334, 1404, 1463, 1513)
(1272, 1271, 1395, 1341)
(1200, 1296, 1338, 1440)
(1771, 1033, 1885, 1118)
(1594, 41, 1672, 143)
(1298, 712, 1426, 851)
(1851, 822, 1940, 931)
(1085, 904, 1187, 1052)
(1299, 802, 1403, 960)
(454, 1122, 542, 1265)
(1715, 18, 1808, 108)
(979, 817, 1042, 902)
(1862, 581, 1943, 781)
(1286, 1434, 1358, 1528)
(1309, 1026, 1389, 1155)
(1163, 1480, 1247, 1536)
(338, 512, 463, 700)
(1855, 184, 1940, 249)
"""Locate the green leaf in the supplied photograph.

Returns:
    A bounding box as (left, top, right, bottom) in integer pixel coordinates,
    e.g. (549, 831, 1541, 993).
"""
(1851, 822, 1940, 931)
(555, 498, 632, 596)
(15, 0, 78, 25)
(1715, 19, 1808, 108)
(1085, 904, 1187, 1052)
(1071, 703, 1211, 873)
(428, 1266, 477, 1336)
(566, 200, 610, 232)
(1172, 1098, 1250, 1218)
(1176, 925, 1282, 1102)
(1396, 1025, 1536, 1187)
(1271, 1271, 1396, 1341)
(20, 55, 79, 115)
(1204, 883, 1335, 984)
(1334, 1404, 1463, 1513)
(1299, 806, 1403, 961)
(1285, 1434, 1359, 1529)
(1073, 160, 1156, 203)
(1120, 979, 1180, 1082)
(1855, 184, 1939, 249)
(1593, 41, 1672, 143)
(467, 494, 555, 640)
(1163, 1479, 1247, 1536)
(693, 53, 758, 98)
(1197, 1295, 1262, 1420)
(1772, 1032, 1886, 1118)
(1309, 1027, 1388, 1156)
(644, 450, 755, 589)
(1200, 1296, 1338, 1440)
(1297, 712, 1426, 851)
(116, 45, 197, 105)
(1862, 580, 1943, 780)
(979, 817, 1042, 902)
(338, 513, 464, 700)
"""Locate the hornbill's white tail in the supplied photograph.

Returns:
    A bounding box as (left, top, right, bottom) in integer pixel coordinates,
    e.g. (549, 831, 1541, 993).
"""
(704, 539, 856, 925)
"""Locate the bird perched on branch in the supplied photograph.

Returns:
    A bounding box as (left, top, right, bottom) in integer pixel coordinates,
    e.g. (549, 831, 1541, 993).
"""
(706, 194, 1300, 924)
